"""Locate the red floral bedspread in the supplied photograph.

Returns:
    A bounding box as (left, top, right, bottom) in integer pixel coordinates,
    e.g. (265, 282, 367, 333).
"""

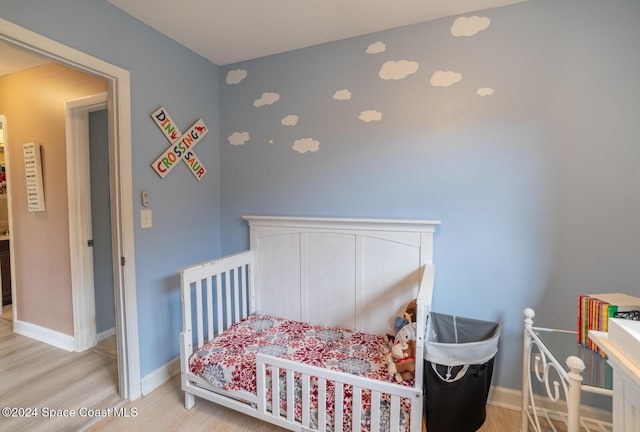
(189, 314, 413, 431)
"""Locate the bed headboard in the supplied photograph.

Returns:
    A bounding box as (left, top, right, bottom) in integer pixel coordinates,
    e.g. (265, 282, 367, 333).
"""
(244, 216, 440, 335)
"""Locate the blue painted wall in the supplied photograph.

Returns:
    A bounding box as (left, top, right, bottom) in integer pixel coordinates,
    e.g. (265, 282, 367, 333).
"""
(220, 0, 640, 392)
(0, 0, 221, 377)
(3, 0, 640, 397)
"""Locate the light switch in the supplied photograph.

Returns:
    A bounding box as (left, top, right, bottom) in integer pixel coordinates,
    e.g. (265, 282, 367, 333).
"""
(141, 209, 152, 228)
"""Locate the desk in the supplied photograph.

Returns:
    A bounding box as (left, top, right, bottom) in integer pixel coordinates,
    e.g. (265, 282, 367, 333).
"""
(522, 308, 613, 432)
(591, 330, 640, 432)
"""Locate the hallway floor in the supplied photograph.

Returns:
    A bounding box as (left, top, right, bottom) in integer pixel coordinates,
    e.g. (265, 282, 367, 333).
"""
(0, 315, 122, 431)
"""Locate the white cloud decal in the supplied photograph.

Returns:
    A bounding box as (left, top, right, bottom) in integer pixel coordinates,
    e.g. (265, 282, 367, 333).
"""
(292, 138, 319, 154)
(379, 60, 419, 80)
(226, 69, 247, 84)
(281, 115, 298, 126)
(253, 92, 280, 107)
(430, 71, 463, 87)
(366, 41, 386, 54)
(451, 16, 491, 37)
(228, 131, 250, 146)
(359, 110, 383, 122)
(333, 89, 352, 101)
(477, 87, 494, 96)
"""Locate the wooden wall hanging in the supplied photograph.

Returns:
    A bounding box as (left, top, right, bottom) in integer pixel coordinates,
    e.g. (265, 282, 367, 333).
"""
(23, 142, 45, 212)
(150, 107, 208, 181)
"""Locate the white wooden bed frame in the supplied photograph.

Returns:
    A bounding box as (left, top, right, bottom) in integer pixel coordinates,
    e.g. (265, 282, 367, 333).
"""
(180, 216, 440, 431)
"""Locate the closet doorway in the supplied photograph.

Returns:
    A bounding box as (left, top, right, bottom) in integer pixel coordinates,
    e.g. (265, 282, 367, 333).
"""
(66, 93, 117, 352)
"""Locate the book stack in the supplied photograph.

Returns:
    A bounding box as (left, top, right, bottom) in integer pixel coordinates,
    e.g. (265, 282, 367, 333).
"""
(578, 293, 640, 356)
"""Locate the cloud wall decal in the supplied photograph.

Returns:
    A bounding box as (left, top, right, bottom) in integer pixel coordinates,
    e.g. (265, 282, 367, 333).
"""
(379, 60, 419, 80)
(430, 71, 463, 87)
(366, 41, 386, 54)
(477, 87, 494, 96)
(226, 69, 247, 84)
(359, 110, 383, 122)
(451, 16, 491, 37)
(281, 115, 299, 126)
(293, 138, 320, 153)
(253, 92, 280, 107)
(228, 131, 250, 146)
(333, 89, 352, 101)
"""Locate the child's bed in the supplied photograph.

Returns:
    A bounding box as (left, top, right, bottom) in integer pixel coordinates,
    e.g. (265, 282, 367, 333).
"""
(180, 216, 440, 431)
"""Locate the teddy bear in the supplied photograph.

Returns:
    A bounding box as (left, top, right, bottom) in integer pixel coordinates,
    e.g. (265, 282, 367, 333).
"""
(384, 299, 417, 347)
(388, 339, 416, 382)
(386, 325, 417, 383)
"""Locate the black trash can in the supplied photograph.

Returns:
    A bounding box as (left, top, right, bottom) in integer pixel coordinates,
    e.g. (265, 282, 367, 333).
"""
(423, 313, 500, 432)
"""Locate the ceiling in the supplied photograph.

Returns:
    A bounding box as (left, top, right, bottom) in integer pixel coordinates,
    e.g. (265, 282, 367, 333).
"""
(0, 40, 50, 77)
(0, 0, 526, 76)
(107, 0, 527, 65)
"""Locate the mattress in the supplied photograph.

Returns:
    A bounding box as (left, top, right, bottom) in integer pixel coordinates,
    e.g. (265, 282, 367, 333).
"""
(189, 314, 413, 431)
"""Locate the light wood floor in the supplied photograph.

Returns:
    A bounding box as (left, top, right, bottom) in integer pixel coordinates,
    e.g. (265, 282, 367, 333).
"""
(2, 304, 12, 320)
(0, 316, 122, 432)
(0, 312, 563, 431)
(90, 371, 524, 431)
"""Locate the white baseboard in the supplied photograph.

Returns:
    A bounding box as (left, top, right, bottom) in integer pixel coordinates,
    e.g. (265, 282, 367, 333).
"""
(140, 356, 180, 396)
(488, 385, 522, 411)
(97, 327, 116, 341)
(488, 386, 612, 423)
(14, 319, 75, 352)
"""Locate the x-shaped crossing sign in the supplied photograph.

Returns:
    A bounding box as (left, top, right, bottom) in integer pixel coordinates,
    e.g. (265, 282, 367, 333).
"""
(151, 107, 208, 181)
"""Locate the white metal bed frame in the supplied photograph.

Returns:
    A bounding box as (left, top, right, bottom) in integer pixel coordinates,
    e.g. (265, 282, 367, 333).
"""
(521, 308, 613, 432)
(180, 216, 440, 431)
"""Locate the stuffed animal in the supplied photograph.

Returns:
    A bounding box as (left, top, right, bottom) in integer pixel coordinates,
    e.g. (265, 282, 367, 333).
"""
(384, 299, 417, 346)
(385, 322, 417, 382)
(384, 300, 419, 382)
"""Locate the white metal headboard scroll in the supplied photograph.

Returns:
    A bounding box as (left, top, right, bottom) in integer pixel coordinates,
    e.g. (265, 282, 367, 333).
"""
(243, 216, 440, 336)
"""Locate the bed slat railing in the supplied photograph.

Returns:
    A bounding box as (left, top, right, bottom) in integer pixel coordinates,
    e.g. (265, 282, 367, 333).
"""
(335, 384, 344, 430)
(414, 263, 435, 396)
(180, 251, 254, 354)
(352, 387, 363, 431)
(256, 354, 423, 432)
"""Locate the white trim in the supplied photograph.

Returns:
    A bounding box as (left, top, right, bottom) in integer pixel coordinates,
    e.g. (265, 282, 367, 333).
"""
(97, 327, 116, 342)
(244, 215, 441, 233)
(488, 385, 612, 424)
(13, 319, 75, 352)
(65, 92, 108, 352)
(488, 385, 523, 411)
(141, 357, 180, 396)
(0, 17, 140, 400)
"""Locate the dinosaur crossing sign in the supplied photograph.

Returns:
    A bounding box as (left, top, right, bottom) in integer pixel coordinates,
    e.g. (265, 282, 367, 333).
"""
(151, 107, 208, 181)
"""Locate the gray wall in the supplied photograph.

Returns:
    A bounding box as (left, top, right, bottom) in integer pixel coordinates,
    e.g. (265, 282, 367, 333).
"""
(219, 0, 640, 392)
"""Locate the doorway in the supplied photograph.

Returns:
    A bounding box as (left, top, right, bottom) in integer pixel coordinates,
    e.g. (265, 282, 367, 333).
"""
(89, 108, 117, 344)
(65, 94, 116, 352)
(0, 114, 9, 318)
(0, 17, 140, 400)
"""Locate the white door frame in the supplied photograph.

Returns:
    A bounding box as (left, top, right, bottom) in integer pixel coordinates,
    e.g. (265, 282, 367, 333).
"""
(65, 92, 107, 352)
(0, 18, 141, 400)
